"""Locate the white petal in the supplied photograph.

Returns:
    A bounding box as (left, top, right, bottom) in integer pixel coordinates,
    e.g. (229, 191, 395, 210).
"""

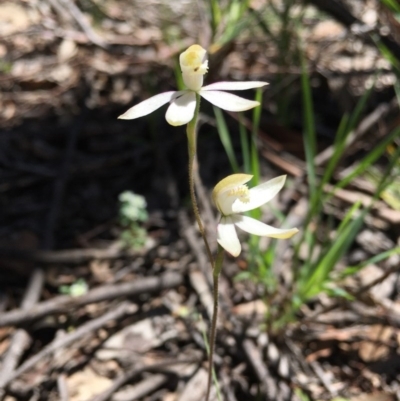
(217, 216, 241, 257)
(199, 90, 260, 112)
(165, 91, 196, 126)
(202, 81, 268, 91)
(232, 175, 287, 213)
(182, 73, 204, 91)
(212, 174, 253, 215)
(233, 215, 299, 239)
(118, 91, 179, 120)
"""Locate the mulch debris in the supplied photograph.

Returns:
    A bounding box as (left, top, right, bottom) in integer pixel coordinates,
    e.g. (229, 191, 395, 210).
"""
(1, 1, 400, 400)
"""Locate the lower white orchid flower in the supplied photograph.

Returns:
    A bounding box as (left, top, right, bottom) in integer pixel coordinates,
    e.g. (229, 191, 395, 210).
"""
(118, 44, 268, 126)
(212, 174, 299, 257)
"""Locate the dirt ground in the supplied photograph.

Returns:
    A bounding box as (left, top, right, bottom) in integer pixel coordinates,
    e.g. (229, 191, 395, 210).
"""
(1, 1, 400, 400)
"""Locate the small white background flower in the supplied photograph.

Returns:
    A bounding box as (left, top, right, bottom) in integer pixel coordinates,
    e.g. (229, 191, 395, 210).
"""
(118, 44, 268, 126)
(213, 174, 299, 257)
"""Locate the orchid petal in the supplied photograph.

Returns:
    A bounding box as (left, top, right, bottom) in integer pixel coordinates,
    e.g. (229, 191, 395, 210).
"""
(211, 174, 252, 215)
(232, 175, 287, 213)
(217, 216, 241, 257)
(202, 81, 268, 91)
(233, 215, 299, 239)
(212, 174, 253, 205)
(118, 91, 181, 120)
(199, 90, 260, 112)
(165, 91, 196, 126)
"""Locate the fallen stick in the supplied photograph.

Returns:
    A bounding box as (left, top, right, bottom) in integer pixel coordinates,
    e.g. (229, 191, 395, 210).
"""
(0, 272, 183, 328)
(0, 302, 135, 390)
(88, 357, 201, 401)
(0, 246, 137, 264)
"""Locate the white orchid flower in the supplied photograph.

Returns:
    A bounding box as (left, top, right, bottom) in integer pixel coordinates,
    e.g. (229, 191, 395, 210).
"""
(118, 44, 268, 126)
(212, 174, 299, 257)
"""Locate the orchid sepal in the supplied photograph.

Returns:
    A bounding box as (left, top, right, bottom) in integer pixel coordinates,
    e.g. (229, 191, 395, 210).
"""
(202, 81, 268, 91)
(213, 174, 299, 256)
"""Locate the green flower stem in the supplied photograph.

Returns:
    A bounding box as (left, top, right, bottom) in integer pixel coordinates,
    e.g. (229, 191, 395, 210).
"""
(186, 94, 224, 401)
(205, 244, 225, 401)
(186, 93, 214, 266)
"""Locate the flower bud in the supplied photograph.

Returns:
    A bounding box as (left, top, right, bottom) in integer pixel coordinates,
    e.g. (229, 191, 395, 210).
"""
(179, 44, 208, 91)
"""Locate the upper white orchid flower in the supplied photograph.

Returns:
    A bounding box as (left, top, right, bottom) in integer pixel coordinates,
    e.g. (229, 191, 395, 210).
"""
(212, 174, 299, 257)
(118, 44, 268, 126)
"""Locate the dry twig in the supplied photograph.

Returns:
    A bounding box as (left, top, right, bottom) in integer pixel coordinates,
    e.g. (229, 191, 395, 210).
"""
(1, 302, 136, 391)
(0, 272, 183, 327)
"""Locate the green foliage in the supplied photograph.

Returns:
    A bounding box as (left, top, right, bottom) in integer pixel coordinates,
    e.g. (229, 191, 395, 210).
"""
(381, 0, 400, 12)
(0, 61, 12, 74)
(291, 55, 400, 315)
(208, 0, 251, 50)
(251, 0, 305, 125)
(214, 106, 240, 172)
(118, 191, 148, 249)
(215, 3, 400, 334)
(77, 0, 107, 25)
(59, 278, 88, 297)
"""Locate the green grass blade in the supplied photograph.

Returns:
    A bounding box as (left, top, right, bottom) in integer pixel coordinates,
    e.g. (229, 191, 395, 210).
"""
(250, 88, 262, 187)
(213, 106, 240, 173)
(346, 80, 375, 134)
(342, 246, 400, 277)
(301, 203, 364, 299)
(321, 80, 374, 190)
(335, 126, 400, 191)
(239, 113, 251, 173)
(380, 0, 400, 13)
(300, 50, 317, 208)
(208, 0, 222, 37)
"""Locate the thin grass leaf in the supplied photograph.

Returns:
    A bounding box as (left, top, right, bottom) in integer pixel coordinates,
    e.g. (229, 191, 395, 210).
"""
(208, 0, 221, 36)
(342, 246, 400, 277)
(213, 106, 239, 173)
(372, 34, 400, 71)
(394, 79, 400, 106)
(250, 88, 262, 187)
(346, 79, 376, 133)
(320, 80, 374, 192)
(300, 143, 400, 301)
(380, 0, 400, 12)
(300, 50, 317, 208)
(212, 0, 251, 49)
(319, 114, 349, 190)
(246, 89, 264, 272)
(298, 200, 361, 297)
(249, 6, 276, 41)
(334, 126, 400, 191)
(337, 201, 362, 234)
(301, 204, 365, 299)
(238, 113, 251, 173)
(173, 61, 185, 91)
(249, 89, 263, 224)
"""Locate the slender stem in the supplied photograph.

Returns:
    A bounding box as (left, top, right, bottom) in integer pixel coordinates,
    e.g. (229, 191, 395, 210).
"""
(187, 93, 214, 267)
(205, 245, 225, 401)
(186, 92, 223, 400)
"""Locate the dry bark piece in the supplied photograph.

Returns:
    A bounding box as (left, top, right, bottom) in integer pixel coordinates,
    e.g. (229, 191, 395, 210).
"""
(242, 338, 278, 399)
(67, 367, 112, 401)
(0, 3, 32, 35)
(177, 368, 217, 401)
(232, 299, 267, 317)
(112, 374, 167, 401)
(357, 264, 398, 302)
(189, 270, 214, 319)
(358, 324, 393, 362)
(350, 393, 395, 401)
(96, 315, 179, 361)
